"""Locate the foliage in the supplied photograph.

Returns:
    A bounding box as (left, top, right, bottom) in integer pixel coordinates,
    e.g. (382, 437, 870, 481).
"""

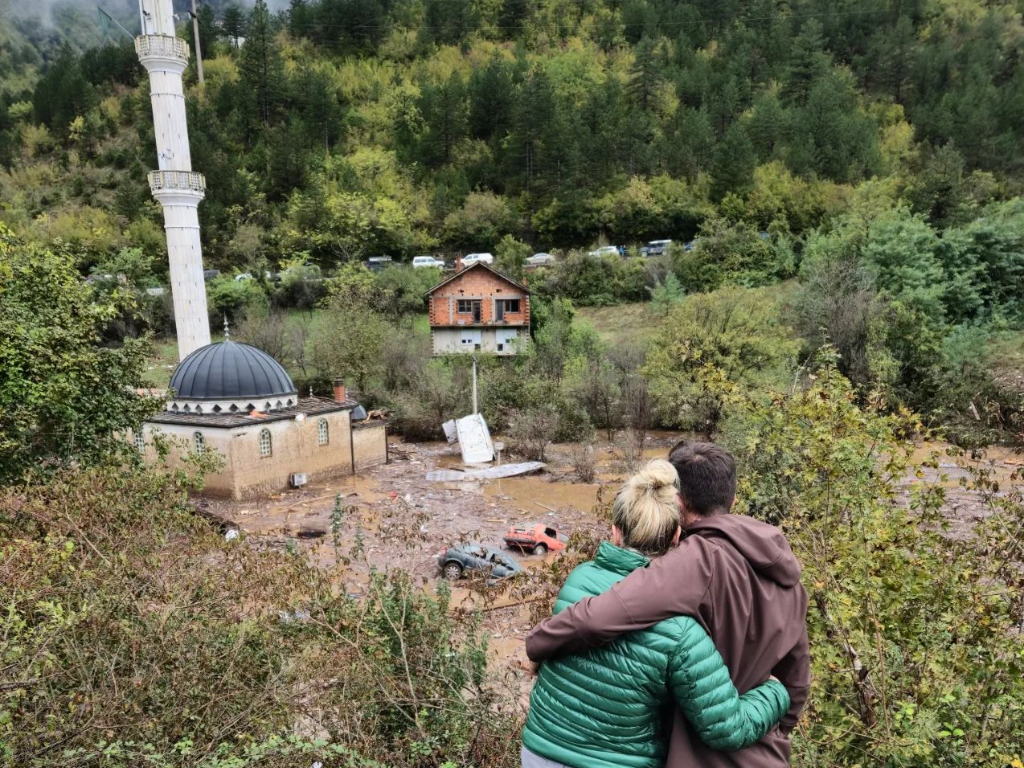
(310, 294, 390, 395)
(644, 286, 800, 435)
(0, 457, 520, 767)
(0, 228, 159, 484)
(720, 354, 1024, 767)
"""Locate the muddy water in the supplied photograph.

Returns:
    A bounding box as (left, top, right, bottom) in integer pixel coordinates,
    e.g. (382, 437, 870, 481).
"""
(205, 431, 1022, 678)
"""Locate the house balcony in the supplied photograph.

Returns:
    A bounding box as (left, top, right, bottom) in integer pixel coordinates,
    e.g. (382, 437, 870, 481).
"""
(148, 170, 206, 195)
(434, 319, 529, 328)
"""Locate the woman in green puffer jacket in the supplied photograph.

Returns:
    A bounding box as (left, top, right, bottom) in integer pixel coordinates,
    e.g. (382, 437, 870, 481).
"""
(521, 459, 790, 768)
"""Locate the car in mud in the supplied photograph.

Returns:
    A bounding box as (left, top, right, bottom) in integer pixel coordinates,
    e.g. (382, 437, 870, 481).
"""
(437, 544, 523, 582)
(504, 525, 567, 555)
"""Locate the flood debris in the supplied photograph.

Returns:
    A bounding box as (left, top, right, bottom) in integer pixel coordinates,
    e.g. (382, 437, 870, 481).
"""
(426, 461, 546, 482)
(442, 413, 496, 463)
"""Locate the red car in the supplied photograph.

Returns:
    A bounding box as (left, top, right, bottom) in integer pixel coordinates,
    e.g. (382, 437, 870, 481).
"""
(504, 525, 566, 555)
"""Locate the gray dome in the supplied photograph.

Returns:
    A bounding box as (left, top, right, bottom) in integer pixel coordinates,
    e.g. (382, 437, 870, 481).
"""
(169, 341, 296, 402)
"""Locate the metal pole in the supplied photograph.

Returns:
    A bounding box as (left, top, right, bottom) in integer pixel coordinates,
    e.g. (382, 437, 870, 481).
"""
(472, 354, 478, 415)
(191, 0, 204, 83)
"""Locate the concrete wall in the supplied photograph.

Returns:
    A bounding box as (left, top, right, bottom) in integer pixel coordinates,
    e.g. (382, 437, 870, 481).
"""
(431, 327, 525, 355)
(138, 409, 389, 500)
(352, 423, 388, 471)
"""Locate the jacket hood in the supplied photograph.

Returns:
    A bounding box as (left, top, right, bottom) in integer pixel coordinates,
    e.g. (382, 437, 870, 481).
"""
(685, 514, 802, 587)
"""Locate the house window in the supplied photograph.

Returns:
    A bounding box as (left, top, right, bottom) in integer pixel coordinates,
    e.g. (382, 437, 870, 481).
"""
(259, 428, 272, 457)
(193, 431, 205, 454)
(502, 299, 520, 314)
(456, 299, 482, 322)
(134, 432, 145, 452)
(457, 299, 475, 313)
(318, 418, 329, 446)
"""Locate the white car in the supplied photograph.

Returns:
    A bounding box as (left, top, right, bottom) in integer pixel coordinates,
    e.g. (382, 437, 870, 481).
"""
(412, 255, 445, 269)
(463, 252, 494, 265)
(526, 252, 555, 266)
(588, 245, 621, 258)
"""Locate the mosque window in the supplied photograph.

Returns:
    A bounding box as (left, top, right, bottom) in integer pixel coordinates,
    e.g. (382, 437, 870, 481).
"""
(193, 431, 205, 454)
(259, 428, 272, 457)
(318, 418, 329, 446)
(134, 432, 145, 452)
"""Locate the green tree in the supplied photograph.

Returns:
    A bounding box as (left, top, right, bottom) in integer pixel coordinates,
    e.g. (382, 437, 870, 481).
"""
(711, 123, 756, 200)
(310, 297, 390, 395)
(221, 3, 246, 48)
(644, 286, 799, 435)
(628, 37, 662, 112)
(0, 228, 158, 483)
(239, 0, 284, 130)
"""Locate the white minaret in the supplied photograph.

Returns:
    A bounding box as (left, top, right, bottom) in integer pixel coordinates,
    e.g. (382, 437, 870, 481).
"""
(137, 0, 211, 359)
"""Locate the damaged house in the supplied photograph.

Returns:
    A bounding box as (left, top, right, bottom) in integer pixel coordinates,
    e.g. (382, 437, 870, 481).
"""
(427, 262, 531, 356)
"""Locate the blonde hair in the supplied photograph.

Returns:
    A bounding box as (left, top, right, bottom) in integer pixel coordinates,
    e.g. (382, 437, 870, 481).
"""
(612, 459, 681, 556)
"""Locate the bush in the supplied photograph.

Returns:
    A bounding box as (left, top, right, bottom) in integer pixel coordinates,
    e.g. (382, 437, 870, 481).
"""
(0, 459, 522, 767)
(644, 286, 800, 435)
(720, 354, 1024, 766)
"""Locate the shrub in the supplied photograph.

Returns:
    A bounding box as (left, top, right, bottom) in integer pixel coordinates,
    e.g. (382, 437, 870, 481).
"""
(720, 354, 1024, 766)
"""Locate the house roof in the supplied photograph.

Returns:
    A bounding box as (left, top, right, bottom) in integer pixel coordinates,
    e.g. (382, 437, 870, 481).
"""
(425, 261, 531, 296)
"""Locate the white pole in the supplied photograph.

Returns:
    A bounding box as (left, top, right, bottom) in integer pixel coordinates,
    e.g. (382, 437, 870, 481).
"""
(472, 354, 478, 415)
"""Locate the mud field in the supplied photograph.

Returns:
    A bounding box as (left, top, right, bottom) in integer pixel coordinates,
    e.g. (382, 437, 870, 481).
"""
(201, 433, 1023, 679)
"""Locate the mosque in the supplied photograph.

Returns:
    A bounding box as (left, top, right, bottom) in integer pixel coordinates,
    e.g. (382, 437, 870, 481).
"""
(129, 0, 387, 499)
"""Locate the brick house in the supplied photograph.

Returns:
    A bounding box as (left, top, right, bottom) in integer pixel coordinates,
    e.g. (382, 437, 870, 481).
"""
(427, 262, 531, 355)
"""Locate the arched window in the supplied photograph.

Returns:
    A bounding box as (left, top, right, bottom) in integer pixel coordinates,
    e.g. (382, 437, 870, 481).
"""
(317, 418, 329, 446)
(193, 431, 205, 454)
(259, 428, 272, 458)
(134, 431, 145, 452)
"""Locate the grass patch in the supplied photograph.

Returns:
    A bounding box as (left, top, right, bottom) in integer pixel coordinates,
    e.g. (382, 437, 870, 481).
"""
(575, 302, 660, 346)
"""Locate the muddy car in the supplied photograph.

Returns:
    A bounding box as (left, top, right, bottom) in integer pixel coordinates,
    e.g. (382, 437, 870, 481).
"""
(504, 525, 567, 555)
(438, 544, 523, 581)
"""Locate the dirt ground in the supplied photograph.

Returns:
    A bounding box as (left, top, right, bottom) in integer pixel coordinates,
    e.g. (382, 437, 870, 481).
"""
(201, 432, 1023, 684)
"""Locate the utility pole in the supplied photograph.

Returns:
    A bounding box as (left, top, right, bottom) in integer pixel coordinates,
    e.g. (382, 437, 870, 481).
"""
(472, 354, 478, 415)
(191, 0, 204, 83)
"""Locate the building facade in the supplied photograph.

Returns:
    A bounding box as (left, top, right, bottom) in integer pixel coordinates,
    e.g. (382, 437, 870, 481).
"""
(139, 341, 387, 499)
(427, 263, 531, 355)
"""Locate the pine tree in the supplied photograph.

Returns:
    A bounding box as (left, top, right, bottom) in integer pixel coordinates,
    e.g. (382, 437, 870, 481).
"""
(288, 0, 312, 39)
(239, 0, 284, 130)
(783, 19, 830, 106)
(418, 73, 469, 167)
(221, 4, 246, 49)
(712, 122, 756, 200)
(628, 37, 662, 112)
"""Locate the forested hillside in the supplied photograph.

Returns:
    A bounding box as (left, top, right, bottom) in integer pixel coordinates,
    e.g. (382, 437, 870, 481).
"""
(2, 0, 1023, 262)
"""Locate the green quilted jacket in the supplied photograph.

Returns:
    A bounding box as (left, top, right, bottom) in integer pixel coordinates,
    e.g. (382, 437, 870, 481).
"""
(522, 542, 791, 768)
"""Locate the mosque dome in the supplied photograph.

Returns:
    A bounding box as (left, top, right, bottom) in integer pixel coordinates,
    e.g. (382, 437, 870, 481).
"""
(167, 341, 297, 415)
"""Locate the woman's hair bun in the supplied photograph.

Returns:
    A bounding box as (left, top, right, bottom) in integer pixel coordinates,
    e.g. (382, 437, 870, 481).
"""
(629, 459, 678, 493)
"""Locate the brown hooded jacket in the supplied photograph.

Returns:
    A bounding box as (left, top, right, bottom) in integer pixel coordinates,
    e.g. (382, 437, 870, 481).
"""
(525, 514, 810, 768)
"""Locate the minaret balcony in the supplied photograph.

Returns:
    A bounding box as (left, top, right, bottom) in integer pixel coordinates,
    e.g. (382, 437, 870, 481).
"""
(135, 35, 190, 67)
(149, 170, 206, 197)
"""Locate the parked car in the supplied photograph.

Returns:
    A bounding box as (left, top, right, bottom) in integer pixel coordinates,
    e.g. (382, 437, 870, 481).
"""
(588, 245, 621, 258)
(463, 252, 495, 265)
(504, 524, 567, 555)
(683, 238, 700, 251)
(640, 239, 673, 257)
(526, 252, 555, 266)
(412, 255, 445, 269)
(364, 256, 393, 272)
(437, 544, 523, 581)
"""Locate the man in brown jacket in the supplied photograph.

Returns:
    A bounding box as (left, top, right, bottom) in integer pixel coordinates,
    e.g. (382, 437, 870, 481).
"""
(525, 442, 810, 768)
